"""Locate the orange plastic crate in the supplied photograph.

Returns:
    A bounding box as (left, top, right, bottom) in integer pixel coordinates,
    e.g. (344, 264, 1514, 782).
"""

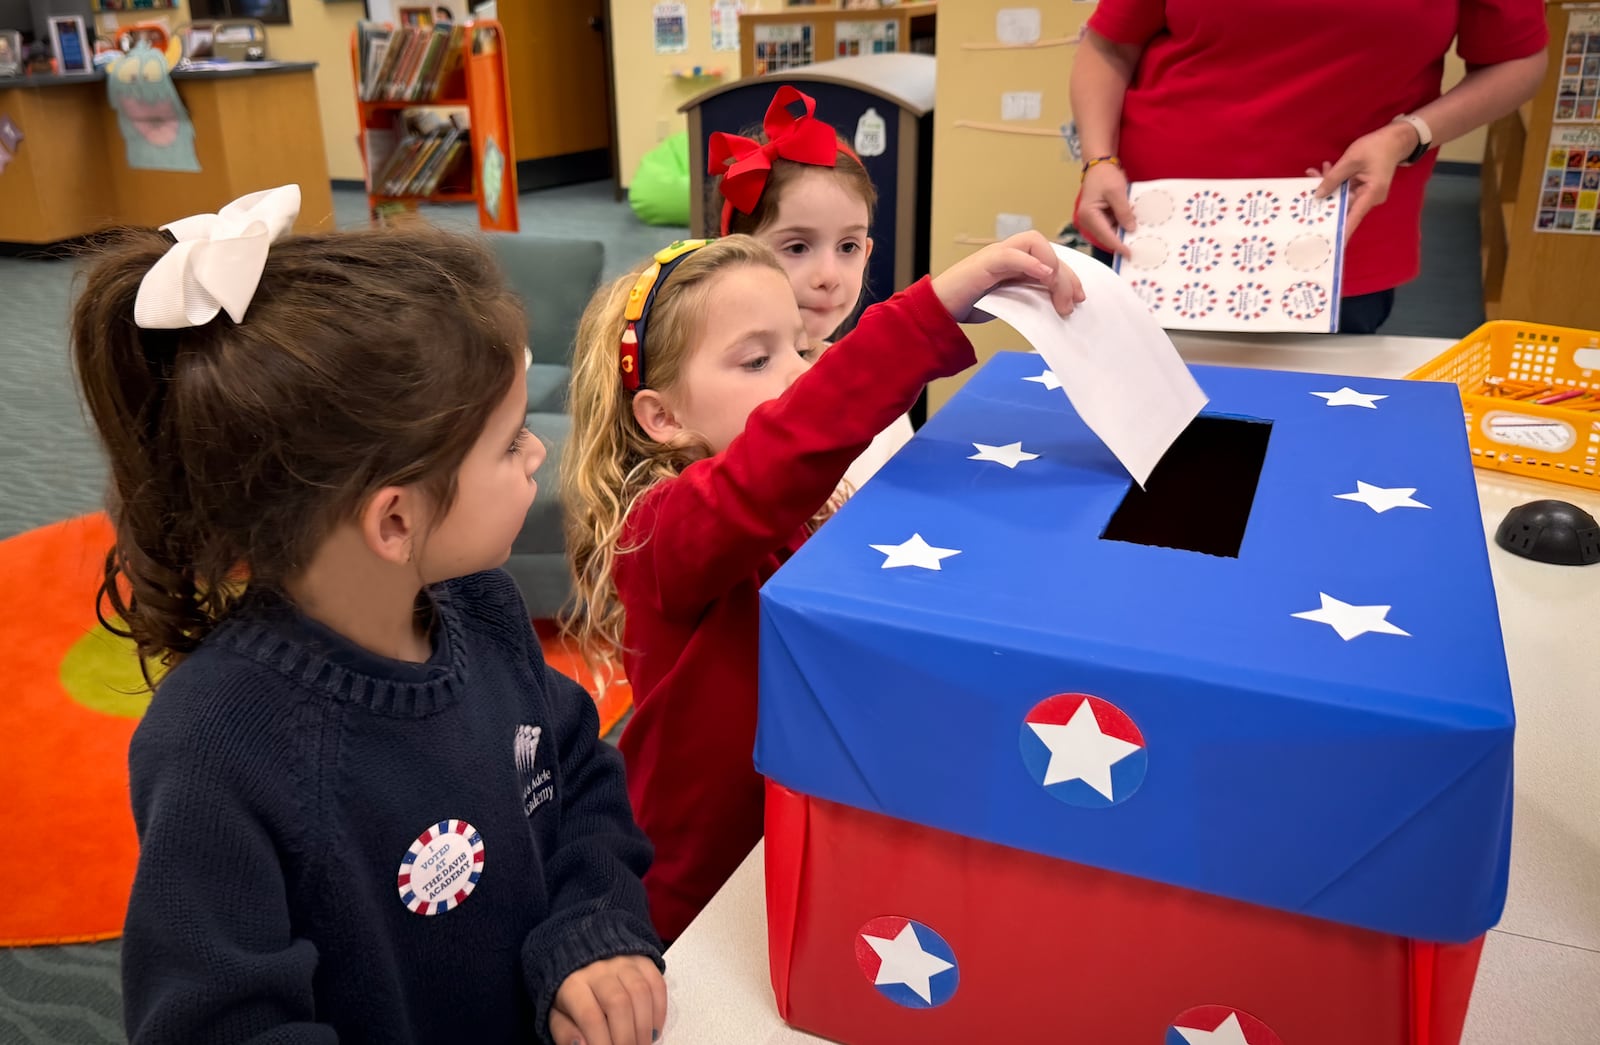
(1407, 320, 1600, 491)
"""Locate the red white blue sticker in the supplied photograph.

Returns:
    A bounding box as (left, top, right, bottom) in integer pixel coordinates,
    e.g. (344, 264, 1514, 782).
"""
(1174, 282, 1218, 321)
(1020, 694, 1148, 807)
(397, 819, 485, 916)
(1184, 190, 1228, 227)
(1167, 1006, 1284, 1045)
(855, 916, 959, 1009)
(1227, 282, 1273, 322)
(1231, 235, 1276, 274)
(1129, 278, 1164, 312)
(1282, 280, 1329, 321)
(1234, 190, 1282, 227)
(1179, 236, 1221, 273)
(1290, 189, 1338, 225)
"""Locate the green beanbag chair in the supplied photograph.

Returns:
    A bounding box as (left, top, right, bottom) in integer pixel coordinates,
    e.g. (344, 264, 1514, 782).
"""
(629, 131, 691, 227)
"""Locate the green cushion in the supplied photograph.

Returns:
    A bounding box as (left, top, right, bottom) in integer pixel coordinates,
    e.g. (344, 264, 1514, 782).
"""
(628, 131, 691, 227)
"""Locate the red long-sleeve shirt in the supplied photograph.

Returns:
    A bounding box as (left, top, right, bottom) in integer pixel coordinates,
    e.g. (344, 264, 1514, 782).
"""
(614, 277, 976, 942)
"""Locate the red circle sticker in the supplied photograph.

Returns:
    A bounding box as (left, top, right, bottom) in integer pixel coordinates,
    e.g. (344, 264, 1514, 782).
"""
(1166, 1006, 1284, 1045)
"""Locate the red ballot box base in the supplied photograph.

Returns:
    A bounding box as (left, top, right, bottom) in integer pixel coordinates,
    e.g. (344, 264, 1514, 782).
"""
(764, 783, 1484, 1045)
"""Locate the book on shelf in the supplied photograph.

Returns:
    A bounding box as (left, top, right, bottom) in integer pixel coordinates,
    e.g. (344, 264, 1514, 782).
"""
(366, 109, 471, 198)
(357, 20, 468, 103)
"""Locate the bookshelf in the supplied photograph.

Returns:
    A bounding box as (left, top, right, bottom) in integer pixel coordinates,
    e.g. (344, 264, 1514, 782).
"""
(351, 19, 520, 232)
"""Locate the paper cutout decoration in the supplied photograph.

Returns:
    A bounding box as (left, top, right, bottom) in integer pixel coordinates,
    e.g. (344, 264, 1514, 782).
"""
(855, 917, 959, 1009)
(481, 136, 505, 221)
(975, 244, 1208, 487)
(1167, 1006, 1284, 1045)
(106, 44, 199, 173)
(1020, 694, 1147, 807)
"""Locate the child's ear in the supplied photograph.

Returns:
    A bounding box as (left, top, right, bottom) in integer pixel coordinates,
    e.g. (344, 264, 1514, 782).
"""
(359, 486, 428, 566)
(631, 389, 683, 445)
(864, 237, 875, 262)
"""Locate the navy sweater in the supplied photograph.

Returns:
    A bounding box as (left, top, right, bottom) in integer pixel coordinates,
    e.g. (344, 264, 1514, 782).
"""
(121, 570, 661, 1044)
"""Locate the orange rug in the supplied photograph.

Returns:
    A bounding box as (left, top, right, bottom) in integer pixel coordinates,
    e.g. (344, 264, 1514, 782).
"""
(0, 513, 630, 947)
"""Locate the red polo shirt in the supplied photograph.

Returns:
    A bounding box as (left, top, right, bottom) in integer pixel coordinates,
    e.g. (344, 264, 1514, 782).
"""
(1086, 0, 1548, 296)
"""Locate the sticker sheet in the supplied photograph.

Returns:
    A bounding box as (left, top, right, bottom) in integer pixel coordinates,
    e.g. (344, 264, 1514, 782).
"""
(1115, 177, 1349, 334)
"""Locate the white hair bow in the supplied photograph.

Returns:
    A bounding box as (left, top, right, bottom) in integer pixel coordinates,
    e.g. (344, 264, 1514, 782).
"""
(133, 184, 302, 330)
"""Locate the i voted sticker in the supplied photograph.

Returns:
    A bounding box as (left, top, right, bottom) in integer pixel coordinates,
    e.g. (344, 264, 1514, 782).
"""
(397, 819, 485, 916)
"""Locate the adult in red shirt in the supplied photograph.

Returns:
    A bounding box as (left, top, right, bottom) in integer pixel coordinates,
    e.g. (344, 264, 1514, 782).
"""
(1072, 0, 1548, 333)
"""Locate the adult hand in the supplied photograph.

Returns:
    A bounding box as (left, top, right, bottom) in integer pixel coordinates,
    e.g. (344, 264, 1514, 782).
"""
(931, 230, 1086, 322)
(549, 955, 667, 1045)
(1310, 122, 1417, 241)
(1075, 162, 1136, 255)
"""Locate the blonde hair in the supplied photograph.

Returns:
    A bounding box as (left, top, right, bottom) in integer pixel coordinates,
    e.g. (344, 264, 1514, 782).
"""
(561, 235, 788, 673)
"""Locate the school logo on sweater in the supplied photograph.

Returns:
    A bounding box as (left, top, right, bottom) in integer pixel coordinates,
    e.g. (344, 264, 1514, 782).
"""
(397, 819, 485, 916)
(1167, 1006, 1283, 1045)
(854, 916, 959, 1009)
(1019, 693, 1148, 807)
(515, 724, 553, 815)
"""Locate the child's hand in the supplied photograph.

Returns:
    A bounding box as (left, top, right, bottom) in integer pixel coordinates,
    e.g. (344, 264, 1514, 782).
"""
(932, 230, 1085, 323)
(549, 955, 667, 1045)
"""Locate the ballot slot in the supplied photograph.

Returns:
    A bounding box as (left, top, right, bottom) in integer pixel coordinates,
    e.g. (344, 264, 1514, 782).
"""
(1100, 415, 1273, 558)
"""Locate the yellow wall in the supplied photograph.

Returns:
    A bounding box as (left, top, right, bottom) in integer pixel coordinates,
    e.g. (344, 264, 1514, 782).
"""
(610, 0, 771, 188)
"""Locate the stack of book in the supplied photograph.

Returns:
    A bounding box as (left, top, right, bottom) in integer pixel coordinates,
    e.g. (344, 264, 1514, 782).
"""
(369, 110, 471, 198)
(357, 21, 468, 103)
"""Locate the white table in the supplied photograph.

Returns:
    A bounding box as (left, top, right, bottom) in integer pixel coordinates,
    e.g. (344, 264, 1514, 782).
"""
(661, 334, 1600, 1045)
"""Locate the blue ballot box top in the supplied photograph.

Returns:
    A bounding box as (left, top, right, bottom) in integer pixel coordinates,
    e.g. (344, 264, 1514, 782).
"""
(756, 353, 1514, 943)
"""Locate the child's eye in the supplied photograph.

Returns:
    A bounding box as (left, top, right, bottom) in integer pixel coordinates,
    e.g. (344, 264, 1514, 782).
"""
(742, 355, 771, 372)
(782, 242, 808, 256)
(799, 345, 819, 361)
(509, 428, 532, 454)
(840, 241, 861, 254)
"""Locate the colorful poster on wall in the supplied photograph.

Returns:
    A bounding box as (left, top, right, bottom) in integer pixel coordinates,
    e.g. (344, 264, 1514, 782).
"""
(753, 23, 813, 76)
(835, 19, 898, 58)
(0, 114, 19, 176)
(653, 3, 688, 55)
(1557, 11, 1600, 123)
(710, 0, 742, 52)
(1534, 125, 1600, 235)
(105, 45, 200, 173)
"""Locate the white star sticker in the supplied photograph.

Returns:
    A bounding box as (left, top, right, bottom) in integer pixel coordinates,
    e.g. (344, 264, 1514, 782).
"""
(1175, 1011, 1252, 1045)
(1292, 592, 1410, 641)
(1311, 386, 1388, 409)
(1335, 481, 1430, 513)
(1026, 699, 1140, 800)
(969, 441, 1040, 469)
(869, 534, 961, 571)
(861, 923, 954, 1004)
(1024, 369, 1063, 391)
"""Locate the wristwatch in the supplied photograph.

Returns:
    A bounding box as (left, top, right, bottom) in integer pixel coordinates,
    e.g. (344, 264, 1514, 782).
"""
(1392, 113, 1433, 166)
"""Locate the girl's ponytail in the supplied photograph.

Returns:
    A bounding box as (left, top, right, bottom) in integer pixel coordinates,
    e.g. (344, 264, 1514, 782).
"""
(72, 229, 221, 684)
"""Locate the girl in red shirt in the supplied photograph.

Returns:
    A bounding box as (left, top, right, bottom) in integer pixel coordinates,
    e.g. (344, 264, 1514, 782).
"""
(562, 232, 1083, 942)
(713, 84, 912, 491)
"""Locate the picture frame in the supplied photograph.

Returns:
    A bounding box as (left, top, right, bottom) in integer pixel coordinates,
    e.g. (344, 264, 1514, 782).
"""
(47, 15, 92, 75)
(0, 29, 24, 78)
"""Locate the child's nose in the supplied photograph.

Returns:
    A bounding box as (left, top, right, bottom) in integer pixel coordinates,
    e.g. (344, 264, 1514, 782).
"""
(526, 434, 548, 477)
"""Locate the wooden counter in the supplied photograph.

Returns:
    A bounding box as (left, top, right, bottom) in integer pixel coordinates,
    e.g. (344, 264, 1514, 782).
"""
(0, 62, 334, 246)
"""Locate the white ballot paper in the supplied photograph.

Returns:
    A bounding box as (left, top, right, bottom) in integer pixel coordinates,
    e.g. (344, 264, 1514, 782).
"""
(974, 244, 1208, 487)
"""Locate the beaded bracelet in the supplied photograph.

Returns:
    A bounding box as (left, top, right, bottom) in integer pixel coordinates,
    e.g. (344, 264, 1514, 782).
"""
(1082, 155, 1122, 173)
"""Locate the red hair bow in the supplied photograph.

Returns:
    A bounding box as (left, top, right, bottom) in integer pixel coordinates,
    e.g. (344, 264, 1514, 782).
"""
(709, 86, 849, 235)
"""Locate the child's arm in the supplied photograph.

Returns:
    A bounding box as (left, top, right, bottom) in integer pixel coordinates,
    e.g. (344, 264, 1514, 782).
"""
(630, 231, 1080, 617)
(122, 725, 335, 1044)
(521, 657, 665, 1045)
(630, 276, 971, 617)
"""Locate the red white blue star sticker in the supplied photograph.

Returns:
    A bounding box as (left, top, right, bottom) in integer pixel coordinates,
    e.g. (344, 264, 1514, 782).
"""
(1282, 280, 1329, 321)
(855, 917, 959, 1008)
(1227, 282, 1272, 321)
(1175, 282, 1218, 320)
(397, 819, 484, 916)
(1291, 189, 1338, 225)
(1167, 1006, 1284, 1045)
(1020, 694, 1147, 806)
(1184, 189, 1227, 227)
(1235, 190, 1282, 227)
(1180, 236, 1220, 273)
(1231, 235, 1276, 274)
(1130, 278, 1165, 311)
